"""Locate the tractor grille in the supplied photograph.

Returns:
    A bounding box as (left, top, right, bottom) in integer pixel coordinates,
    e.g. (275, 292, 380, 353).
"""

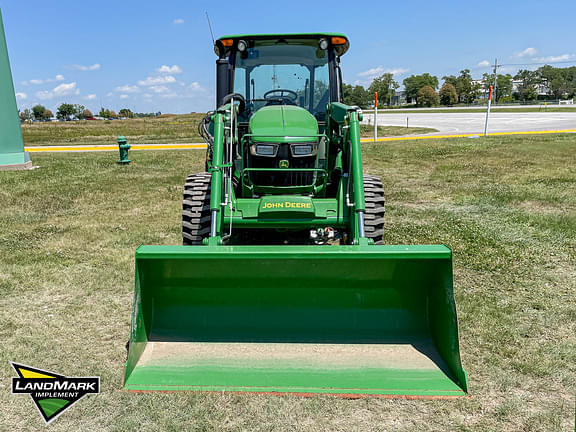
(249, 144, 316, 187)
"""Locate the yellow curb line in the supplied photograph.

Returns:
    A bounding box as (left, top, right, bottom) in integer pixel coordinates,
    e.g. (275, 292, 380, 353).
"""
(25, 144, 207, 152)
(360, 129, 576, 142)
(23, 129, 576, 152)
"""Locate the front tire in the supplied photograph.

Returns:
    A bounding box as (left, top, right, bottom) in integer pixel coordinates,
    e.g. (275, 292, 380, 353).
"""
(363, 175, 386, 245)
(182, 173, 211, 245)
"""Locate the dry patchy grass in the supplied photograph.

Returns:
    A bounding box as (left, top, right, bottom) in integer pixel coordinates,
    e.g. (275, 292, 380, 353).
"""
(0, 134, 574, 430)
(21, 114, 436, 147)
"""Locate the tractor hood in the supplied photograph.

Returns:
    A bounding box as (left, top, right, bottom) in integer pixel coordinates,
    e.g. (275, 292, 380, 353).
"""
(249, 105, 318, 143)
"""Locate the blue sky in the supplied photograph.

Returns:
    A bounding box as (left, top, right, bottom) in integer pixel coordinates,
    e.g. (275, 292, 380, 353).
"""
(2, 0, 575, 114)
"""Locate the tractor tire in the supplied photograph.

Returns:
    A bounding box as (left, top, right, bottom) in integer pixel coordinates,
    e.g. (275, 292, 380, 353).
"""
(182, 172, 212, 245)
(363, 175, 386, 245)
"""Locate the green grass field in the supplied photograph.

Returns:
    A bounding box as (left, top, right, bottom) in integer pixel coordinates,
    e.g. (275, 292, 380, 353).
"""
(20, 115, 436, 146)
(1, 134, 574, 430)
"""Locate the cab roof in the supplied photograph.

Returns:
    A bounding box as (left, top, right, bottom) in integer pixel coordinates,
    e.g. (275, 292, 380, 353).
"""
(216, 33, 350, 56)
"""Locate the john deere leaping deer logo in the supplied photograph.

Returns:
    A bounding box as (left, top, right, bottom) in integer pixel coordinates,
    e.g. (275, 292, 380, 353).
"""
(10, 362, 99, 425)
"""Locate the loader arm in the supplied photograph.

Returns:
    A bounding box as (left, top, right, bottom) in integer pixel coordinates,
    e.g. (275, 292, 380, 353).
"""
(327, 102, 368, 245)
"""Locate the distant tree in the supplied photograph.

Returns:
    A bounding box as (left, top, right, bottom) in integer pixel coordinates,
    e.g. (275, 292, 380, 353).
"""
(82, 109, 93, 119)
(439, 83, 458, 105)
(32, 104, 46, 121)
(72, 104, 86, 119)
(99, 107, 111, 118)
(109, 110, 117, 119)
(119, 108, 134, 118)
(481, 73, 513, 102)
(368, 73, 399, 106)
(496, 74, 513, 101)
(538, 65, 570, 99)
(514, 69, 539, 101)
(43, 109, 53, 120)
(343, 84, 371, 108)
(442, 75, 458, 88)
(458, 69, 478, 104)
(417, 86, 440, 107)
(443, 69, 480, 104)
(403, 73, 439, 103)
(56, 103, 75, 120)
(19, 109, 33, 121)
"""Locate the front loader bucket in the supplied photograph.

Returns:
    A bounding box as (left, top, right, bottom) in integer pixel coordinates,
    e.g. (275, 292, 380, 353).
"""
(123, 245, 468, 397)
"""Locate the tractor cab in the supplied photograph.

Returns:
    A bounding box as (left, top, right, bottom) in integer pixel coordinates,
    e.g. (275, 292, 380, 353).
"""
(213, 34, 349, 122)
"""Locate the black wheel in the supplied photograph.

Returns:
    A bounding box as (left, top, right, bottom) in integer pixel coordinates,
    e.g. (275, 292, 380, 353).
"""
(182, 173, 211, 245)
(363, 175, 386, 245)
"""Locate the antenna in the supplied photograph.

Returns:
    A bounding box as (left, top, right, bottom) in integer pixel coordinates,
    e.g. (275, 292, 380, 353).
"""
(205, 12, 215, 45)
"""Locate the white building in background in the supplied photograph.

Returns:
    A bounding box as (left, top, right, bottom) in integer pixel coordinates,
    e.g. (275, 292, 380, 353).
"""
(512, 79, 550, 96)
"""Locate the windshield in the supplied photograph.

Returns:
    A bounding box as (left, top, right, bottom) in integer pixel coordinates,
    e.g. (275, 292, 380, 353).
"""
(233, 40, 330, 119)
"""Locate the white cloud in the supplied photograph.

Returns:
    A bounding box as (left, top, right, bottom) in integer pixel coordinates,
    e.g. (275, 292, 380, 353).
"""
(533, 53, 576, 63)
(149, 85, 170, 94)
(138, 75, 177, 86)
(477, 60, 491, 67)
(16, 92, 27, 99)
(173, 19, 185, 24)
(357, 66, 409, 78)
(189, 82, 203, 91)
(516, 47, 537, 57)
(23, 74, 66, 85)
(157, 65, 182, 74)
(115, 84, 140, 93)
(35, 82, 80, 100)
(72, 63, 101, 71)
(53, 82, 79, 96)
(85, 94, 97, 100)
(120, 94, 129, 99)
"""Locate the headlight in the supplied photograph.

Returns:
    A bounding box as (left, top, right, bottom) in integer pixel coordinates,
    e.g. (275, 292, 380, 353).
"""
(250, 144, 278, 157)
(290, 144, 316, 157)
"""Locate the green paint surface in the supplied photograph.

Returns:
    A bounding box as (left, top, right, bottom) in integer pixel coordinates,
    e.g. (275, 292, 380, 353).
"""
(125, 361, 464, 396)
(38, 398, 69, 419)
(124, 245, 467, 396)
(249, 106, 319, 143)
(0, 9, 28, 166)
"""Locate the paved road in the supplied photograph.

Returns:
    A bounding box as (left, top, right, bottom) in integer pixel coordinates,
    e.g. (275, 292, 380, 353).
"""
(364, 112, 576, 134)
(365, 104, 576, 112)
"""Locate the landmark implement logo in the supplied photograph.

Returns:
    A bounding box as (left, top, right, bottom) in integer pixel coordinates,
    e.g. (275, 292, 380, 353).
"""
(10, 362, 99, 425)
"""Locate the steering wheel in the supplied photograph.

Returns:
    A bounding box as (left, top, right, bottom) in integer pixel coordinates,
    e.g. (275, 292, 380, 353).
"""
(263, 89, 298, 104)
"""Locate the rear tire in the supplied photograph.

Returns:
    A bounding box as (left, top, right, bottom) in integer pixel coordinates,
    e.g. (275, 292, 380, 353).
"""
(182, 173, 212, 245)
(363, 175, 386, 245)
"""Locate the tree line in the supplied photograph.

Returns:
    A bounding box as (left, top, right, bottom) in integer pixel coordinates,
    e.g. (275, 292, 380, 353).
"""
(18, 104, 153, 121)
(344, 65, 576, 108)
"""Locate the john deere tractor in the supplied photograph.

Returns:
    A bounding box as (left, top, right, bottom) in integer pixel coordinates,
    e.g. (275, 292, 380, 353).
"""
(123, 33, 468, 397)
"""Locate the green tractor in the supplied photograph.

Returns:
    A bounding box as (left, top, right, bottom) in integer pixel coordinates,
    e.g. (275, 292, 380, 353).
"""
(123, 33, 468, 397)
